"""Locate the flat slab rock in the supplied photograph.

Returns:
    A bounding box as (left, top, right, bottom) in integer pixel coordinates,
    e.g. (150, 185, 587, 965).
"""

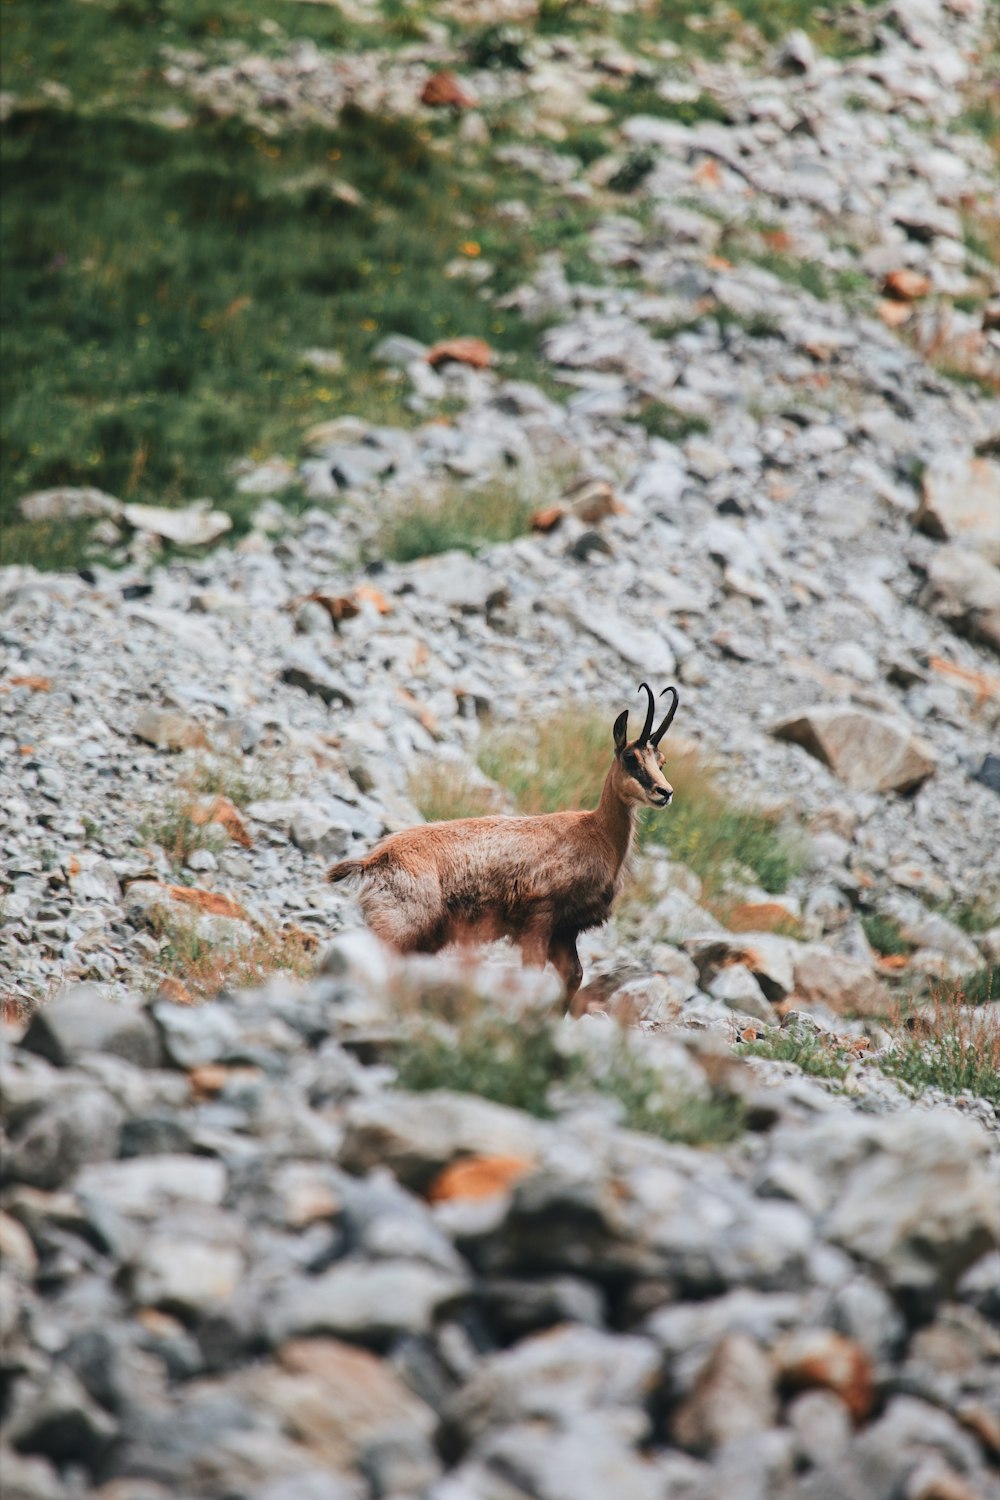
(771, 705, 935, 793)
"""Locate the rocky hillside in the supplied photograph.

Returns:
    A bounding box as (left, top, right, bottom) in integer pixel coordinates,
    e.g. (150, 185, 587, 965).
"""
(2, 0, 1000, 1496)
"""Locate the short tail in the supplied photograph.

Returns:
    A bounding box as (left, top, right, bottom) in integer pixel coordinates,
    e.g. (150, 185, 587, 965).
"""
(327, 858, 364, 883)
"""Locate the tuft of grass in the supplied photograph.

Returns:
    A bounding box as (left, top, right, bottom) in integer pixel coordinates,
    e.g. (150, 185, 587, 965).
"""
(409, 763, 506, 824)
(479, 711, 799, 897)
(738, 1028, 850, 1082)
(860, 914, 913, 958)
(396, 1010, 569, 1117)
(378, 481, 536, 563)
(635, 402, 711, 444)
(641, 746, 799, 896)
(140, 802, 228, 871)
(154, 921, 318, 999)
(478, 710, 610, 819)
(880, 990, 1000, 1104)
(957, 964, 1000, 1008)
(190, 754, 281, 809)
(396, 1004, 745, 1145)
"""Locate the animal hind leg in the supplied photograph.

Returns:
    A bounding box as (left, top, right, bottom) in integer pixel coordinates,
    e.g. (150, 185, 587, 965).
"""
(548, 931, 584, 1015)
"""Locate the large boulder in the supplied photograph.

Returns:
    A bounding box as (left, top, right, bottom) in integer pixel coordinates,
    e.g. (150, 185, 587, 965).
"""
(771, 706, 935, 793)
(919, 545, 1000, 656)
(915, 456, 1000, 564)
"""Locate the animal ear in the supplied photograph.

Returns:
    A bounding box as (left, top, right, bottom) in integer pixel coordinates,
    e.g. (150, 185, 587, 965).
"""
(613, 710, 629, 754)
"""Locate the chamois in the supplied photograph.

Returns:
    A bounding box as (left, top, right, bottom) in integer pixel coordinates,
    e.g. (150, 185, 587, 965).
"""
(328, 683, 679, 1013)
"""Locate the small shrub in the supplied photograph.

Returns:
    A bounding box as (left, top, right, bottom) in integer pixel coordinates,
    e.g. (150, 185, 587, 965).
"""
(860, 913, 913, 958)
(593, 1045, 747, 1144)
(190, 754, 282, 808)
(379, 482, 535, 563)
(466, 24, 529, 71)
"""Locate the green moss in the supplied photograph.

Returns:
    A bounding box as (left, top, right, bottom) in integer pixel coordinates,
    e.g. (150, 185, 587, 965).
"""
(634, 402, 711, 444)
(860, 914, 913, 958)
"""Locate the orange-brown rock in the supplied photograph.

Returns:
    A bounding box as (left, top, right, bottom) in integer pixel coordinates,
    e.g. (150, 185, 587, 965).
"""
(190, 797, 252, 848)
(420, 71, 477, 109)
(427, 336, 493, 369)
(164, 885, 248, 920)
(427, 1154, 534, 1203)
(774, 1328, 875, 1421)
(155, 977, 194, 1005)
(883, 268, 932, 301)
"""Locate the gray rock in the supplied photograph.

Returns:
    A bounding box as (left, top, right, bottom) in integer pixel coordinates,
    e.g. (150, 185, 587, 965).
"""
(772, 706, 936, 794)
(916, 455, 1000, 564)
(123, 501, 232, 547)
(281, 650, 354, 707)
(4, 1088, 123, 1190)
(920, 546, 1000, 656)
(152, 999, 241, 1068)
(21, 988, 161, 1069)
(18, 486, 123, 522)
(340, 1091, 548, 1191)
(671, 1333, 777, 1454)
(445, 1324, 662, 1444)
(6, 1366, 118, 1473)
(289, 808, 351, 859)
(708, 965, 779, 1025)
(265, 1258, 468, 1346)
(133, 707, 208, 751)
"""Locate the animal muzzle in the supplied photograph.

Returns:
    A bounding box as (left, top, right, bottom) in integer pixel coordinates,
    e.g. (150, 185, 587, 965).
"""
(651, 787, 673, 807)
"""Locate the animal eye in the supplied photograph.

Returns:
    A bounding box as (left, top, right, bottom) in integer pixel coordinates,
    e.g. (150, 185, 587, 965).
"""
(624, 753, 638, 770)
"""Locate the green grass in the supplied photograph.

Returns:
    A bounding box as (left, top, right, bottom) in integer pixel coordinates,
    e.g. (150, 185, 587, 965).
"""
(1, 100, 551, 566)
(635, 402, 711, 444)
(396, 1006, 745, 1145)
(880, 994, 1000, 1105)
(478, 711, 800, 897)
(737, 1028, 850, 1082)
(860, 914, 913, 958)
(409, 763, 506, 823)
(593, 81, 730, 128)
(378, 481, 537, 563)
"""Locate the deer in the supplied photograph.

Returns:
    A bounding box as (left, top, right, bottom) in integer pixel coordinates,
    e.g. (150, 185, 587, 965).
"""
(327, 683, 679, 1014)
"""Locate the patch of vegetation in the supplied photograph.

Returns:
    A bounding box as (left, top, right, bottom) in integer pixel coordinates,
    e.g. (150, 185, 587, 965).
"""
(957, 963, 1000, 1008)
(409, 763, 506, 824)
(479, 711, 800, 897)
(396, 1005, 745, 1145)
(642, 746, 800, 896)
(140, 801, 228, 871)
(465, 24, 530, 72)
(608, 146, 658, 193)
(737, 1027, 850, 1082)
(861, 913, 913, 958)
(635, 401, 711, 444)
(153, 920, 318, 999)
(948, 901, 999, 936)
(378, 480, 536, 563)
(880, 992, 1000, 1105)
(593, 80, 729, 128)
(190, 754, 281, 809)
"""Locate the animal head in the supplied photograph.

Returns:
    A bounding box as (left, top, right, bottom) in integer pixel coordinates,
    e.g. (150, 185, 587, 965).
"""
(612, 682, 678, 808)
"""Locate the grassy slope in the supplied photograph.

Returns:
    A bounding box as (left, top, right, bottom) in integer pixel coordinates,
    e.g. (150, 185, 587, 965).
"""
(1, 0, 905, 570)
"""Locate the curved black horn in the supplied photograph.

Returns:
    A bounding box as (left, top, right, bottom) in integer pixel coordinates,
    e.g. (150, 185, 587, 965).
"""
(650, 686, 679, 745)
(636, 682, 656, 745)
